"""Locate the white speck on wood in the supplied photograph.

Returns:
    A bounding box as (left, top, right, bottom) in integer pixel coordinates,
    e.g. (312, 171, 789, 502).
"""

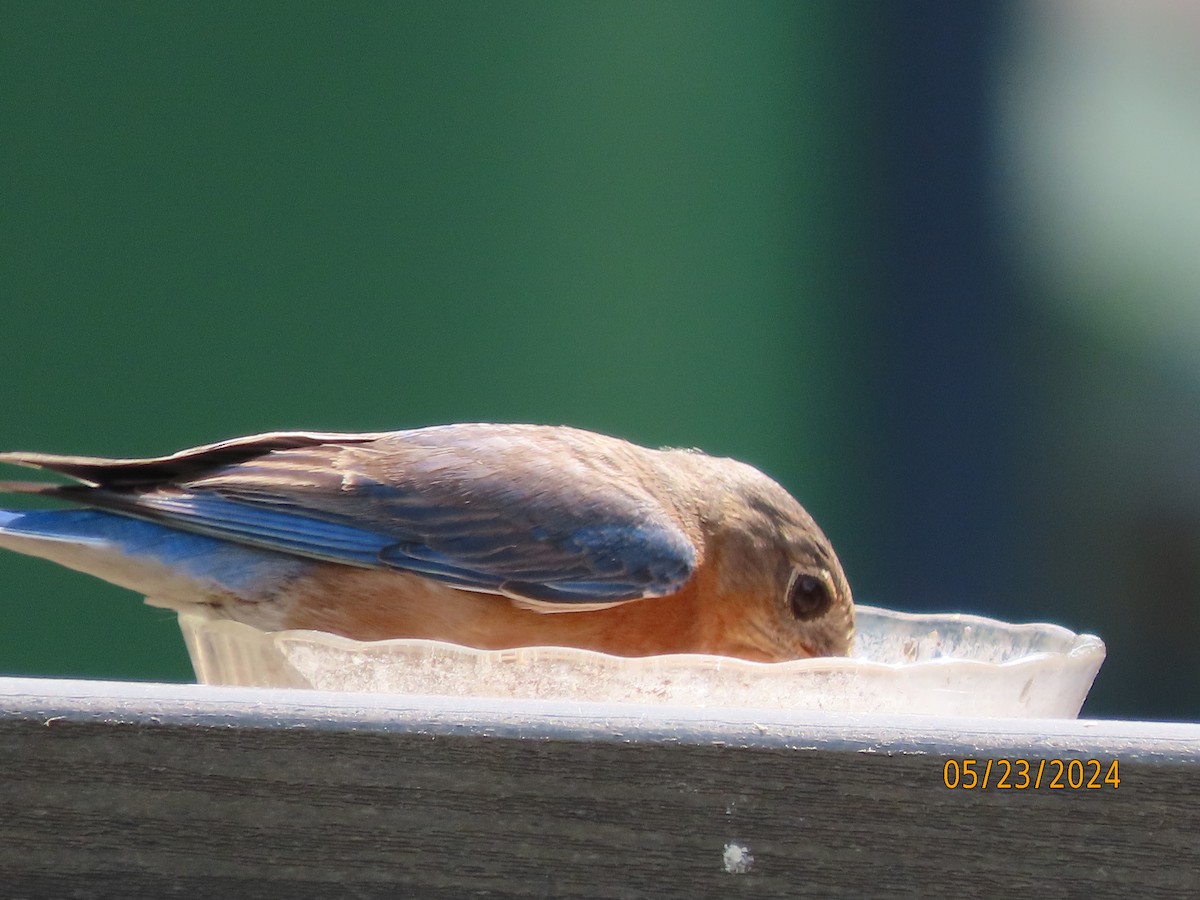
(722, 842, 753, 874)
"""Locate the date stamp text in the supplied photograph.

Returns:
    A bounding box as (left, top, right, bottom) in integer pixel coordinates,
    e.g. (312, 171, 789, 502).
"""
(942, 758, 1120, 790)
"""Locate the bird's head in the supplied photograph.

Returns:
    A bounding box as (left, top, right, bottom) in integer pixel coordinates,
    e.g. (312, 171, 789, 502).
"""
(674, 452, 855, 662)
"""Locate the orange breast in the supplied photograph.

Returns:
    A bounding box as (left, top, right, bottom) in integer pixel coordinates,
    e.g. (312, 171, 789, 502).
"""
(266, 563, 774, 660)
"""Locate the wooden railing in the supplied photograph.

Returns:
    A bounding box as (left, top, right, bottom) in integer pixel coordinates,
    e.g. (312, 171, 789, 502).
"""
(1, 676, 1197, 898)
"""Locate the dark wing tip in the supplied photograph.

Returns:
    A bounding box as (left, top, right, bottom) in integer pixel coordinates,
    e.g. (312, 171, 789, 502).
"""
(0, 431, 382, 490)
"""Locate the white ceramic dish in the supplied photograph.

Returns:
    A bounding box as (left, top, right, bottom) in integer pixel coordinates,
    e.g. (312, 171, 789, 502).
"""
(177, 604, 1105, 718)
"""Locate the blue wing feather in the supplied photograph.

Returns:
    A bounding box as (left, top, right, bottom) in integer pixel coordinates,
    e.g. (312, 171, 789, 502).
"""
(2, 425, 700, 606)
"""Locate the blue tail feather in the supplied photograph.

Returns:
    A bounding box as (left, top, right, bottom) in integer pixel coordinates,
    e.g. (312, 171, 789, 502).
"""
(0, 507, 312, 599)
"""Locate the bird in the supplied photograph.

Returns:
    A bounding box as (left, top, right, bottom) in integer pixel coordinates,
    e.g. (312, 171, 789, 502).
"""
(0, 424, 854, 661)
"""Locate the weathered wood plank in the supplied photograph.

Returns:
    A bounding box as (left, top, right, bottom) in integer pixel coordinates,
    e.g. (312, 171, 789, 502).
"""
(0, 677, 1197, 898)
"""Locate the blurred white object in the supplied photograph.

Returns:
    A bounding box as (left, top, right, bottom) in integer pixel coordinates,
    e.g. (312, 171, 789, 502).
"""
(1000, 0, 1200, 368)
(178, 605, 1105, 718)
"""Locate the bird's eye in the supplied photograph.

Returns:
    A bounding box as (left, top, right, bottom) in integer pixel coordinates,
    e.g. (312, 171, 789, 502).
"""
(787, 570, 832, 621)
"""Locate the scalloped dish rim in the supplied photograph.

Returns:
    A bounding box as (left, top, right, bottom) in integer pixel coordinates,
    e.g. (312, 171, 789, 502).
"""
(179, 603, 1106, 674)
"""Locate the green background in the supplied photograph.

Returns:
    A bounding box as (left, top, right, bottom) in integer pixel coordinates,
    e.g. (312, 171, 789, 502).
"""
(7, 3, 1199, 722)
(0, 3, 869, 683)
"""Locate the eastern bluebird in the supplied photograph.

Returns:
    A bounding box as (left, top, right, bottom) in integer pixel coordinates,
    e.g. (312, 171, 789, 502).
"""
(0, 424, 854, 661)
